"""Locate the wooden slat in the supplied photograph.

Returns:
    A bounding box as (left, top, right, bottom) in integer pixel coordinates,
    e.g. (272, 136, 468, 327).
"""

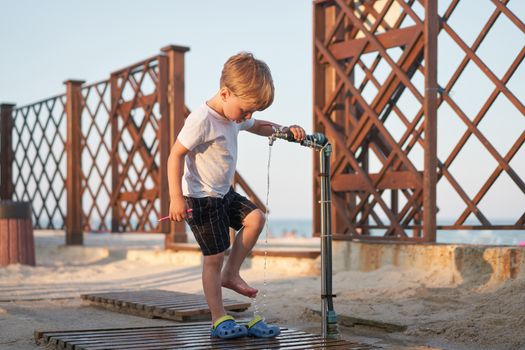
(332, 171, 422, 191)
(328, 25, 421, 60)
(250, 250, 321, 259)
(35, 323, 375, 350)
(119, 189, 158, 202)
(81, 290, 250, 322)
(65, 80, 84, 245)
(166, 243, 321, 259)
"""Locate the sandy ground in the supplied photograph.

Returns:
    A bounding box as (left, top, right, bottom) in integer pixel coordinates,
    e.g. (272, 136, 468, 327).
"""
(1, 231, 524, 350)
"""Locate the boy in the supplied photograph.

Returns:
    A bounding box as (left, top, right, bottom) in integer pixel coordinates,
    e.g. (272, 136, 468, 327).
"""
(167, 52, 305, 339)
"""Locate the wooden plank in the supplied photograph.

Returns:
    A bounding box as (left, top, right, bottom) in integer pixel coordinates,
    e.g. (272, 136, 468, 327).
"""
(118, 93, 157, 115)
(119, 189, 158, 202)
(250, 250, 320, 259)
(328, 25, 421, 60)
(110, 73, 120, 233)
(8, 219, 17, 264)
(0, 104, 15, 200)
(161, 45, 189, 243)
(331, 171, 422, 191)
(81, 290, 250, 322)
(423, 0, 438, 242)
(35, 323, 374, 350)
(60, 329, 295, 349)
(25, 218, 35, 265)
(0, 218, 9, 265)
(158, 54, 170, 234)
(64, 80, 84, 245)
(335, 314, 406, 332)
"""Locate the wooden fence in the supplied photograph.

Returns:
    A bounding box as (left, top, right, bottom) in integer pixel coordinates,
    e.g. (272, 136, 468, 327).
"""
(0, 45, 264, 245)
(313, 0, 524, 241)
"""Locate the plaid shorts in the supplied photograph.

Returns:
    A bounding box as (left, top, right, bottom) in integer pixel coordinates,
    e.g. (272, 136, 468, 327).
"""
(184, 188, 258, 256)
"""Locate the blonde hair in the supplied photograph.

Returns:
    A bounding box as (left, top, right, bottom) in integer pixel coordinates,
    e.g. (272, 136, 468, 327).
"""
(220, 52, 274, 111)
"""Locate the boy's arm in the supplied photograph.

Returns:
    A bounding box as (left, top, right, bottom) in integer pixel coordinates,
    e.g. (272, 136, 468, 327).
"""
(167, 140, 190, 222)
(247, 119, 306, 140)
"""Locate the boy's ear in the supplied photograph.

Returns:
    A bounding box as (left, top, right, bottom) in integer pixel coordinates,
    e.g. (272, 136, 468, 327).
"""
(219, 87, 230, 101)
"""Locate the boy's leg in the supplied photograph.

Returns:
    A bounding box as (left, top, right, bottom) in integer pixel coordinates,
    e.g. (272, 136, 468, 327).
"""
(203, 252, 227, 324)
(222, 208, 265, 297)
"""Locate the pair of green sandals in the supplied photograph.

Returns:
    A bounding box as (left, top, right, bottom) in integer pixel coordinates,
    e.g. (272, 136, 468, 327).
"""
(210, 315, 280, 339)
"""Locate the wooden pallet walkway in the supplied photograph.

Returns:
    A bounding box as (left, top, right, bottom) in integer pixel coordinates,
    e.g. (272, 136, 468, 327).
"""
(81, 290, 251, 321)
(35, 322, 376, 349)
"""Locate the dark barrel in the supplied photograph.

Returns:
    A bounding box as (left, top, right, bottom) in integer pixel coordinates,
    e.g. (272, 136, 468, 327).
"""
(0, 200, 35, 266)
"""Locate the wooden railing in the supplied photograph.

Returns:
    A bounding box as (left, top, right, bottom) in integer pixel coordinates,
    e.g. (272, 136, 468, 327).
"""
(313, 0, 524, 241)
(0, 45, 265, 246)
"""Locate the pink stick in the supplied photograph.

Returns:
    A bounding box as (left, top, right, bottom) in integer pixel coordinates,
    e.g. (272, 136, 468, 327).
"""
(158, 209, 193, 222)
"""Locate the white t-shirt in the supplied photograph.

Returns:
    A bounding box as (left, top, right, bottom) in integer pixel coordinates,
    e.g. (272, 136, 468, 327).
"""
(177, 103, 255, 198)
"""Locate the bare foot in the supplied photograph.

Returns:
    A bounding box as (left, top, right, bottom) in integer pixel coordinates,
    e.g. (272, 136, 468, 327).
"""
(222, 275, 258, 298)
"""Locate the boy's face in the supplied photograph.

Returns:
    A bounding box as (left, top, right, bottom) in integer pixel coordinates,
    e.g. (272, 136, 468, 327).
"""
(221, 88, 255, 123)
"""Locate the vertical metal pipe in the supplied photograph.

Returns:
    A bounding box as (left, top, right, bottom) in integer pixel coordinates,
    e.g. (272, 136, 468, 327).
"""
(320, 143, 338, 339)
(320, 148, 327, 338)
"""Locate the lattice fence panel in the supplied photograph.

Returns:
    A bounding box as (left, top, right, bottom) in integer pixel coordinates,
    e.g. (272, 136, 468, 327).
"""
(80, 80, 113, 232)
(313, 0, 524, 240)
(314, 0, 428, 239)
(436, 0, 524, 229)
(111, 57, 163, 233)
(11, 95, 67, 229)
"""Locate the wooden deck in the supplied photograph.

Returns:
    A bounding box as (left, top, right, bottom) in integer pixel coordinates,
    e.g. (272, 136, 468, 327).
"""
(81, 290, 250, 321)
(35, 322, 376, 349)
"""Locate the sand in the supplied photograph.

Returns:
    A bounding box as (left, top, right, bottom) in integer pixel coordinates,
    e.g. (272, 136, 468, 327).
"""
(1, 231, 524, 350)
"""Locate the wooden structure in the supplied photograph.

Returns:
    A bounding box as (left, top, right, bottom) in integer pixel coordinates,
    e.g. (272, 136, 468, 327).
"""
(2, 2, 523, 244)
(0, 200, 35, 266)
(35, 323, 371, 349)
(313, 0, 524, 241)
(0, 45, 264, 246)
(81, 290, 250, 322)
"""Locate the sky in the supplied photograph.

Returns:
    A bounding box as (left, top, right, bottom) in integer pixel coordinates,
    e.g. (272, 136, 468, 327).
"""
(0, 0, 523, 223)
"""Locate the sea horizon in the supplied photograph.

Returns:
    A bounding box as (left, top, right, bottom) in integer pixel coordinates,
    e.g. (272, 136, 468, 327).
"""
(37, 217, 525, 246)
(265, 218, 525, 246)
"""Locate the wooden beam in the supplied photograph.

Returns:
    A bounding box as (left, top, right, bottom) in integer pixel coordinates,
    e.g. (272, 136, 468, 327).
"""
(110, 74, 120, 232)
(0, 103, 15, 200)
(64, 79, 85, 245)
(158, 55, 170, 234)
(119, 189, 158, 202)
(332, 171, 422, 191)
(313, 1, 327, 237)
(423, 0, 438, 242)
(233, 172, 266, 211)
(328, 25, 421, 60)
(161, 45, 190, 243)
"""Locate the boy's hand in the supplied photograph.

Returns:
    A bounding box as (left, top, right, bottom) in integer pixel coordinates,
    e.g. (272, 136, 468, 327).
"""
(286, 125, 306, 141)
(169, 195, 188, 222)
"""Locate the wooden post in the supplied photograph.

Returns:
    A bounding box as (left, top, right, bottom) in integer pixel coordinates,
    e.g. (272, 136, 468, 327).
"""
(158, 55, 171, 235)
(109, 74, 120, 233)
(329, 5, 347, 236)
(423, 0, 438, 242)
(64, 80, 85, 245)
(0, 103, 15, 200)
(313, 2, 326, 237)
(161, 45, 190, 245)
